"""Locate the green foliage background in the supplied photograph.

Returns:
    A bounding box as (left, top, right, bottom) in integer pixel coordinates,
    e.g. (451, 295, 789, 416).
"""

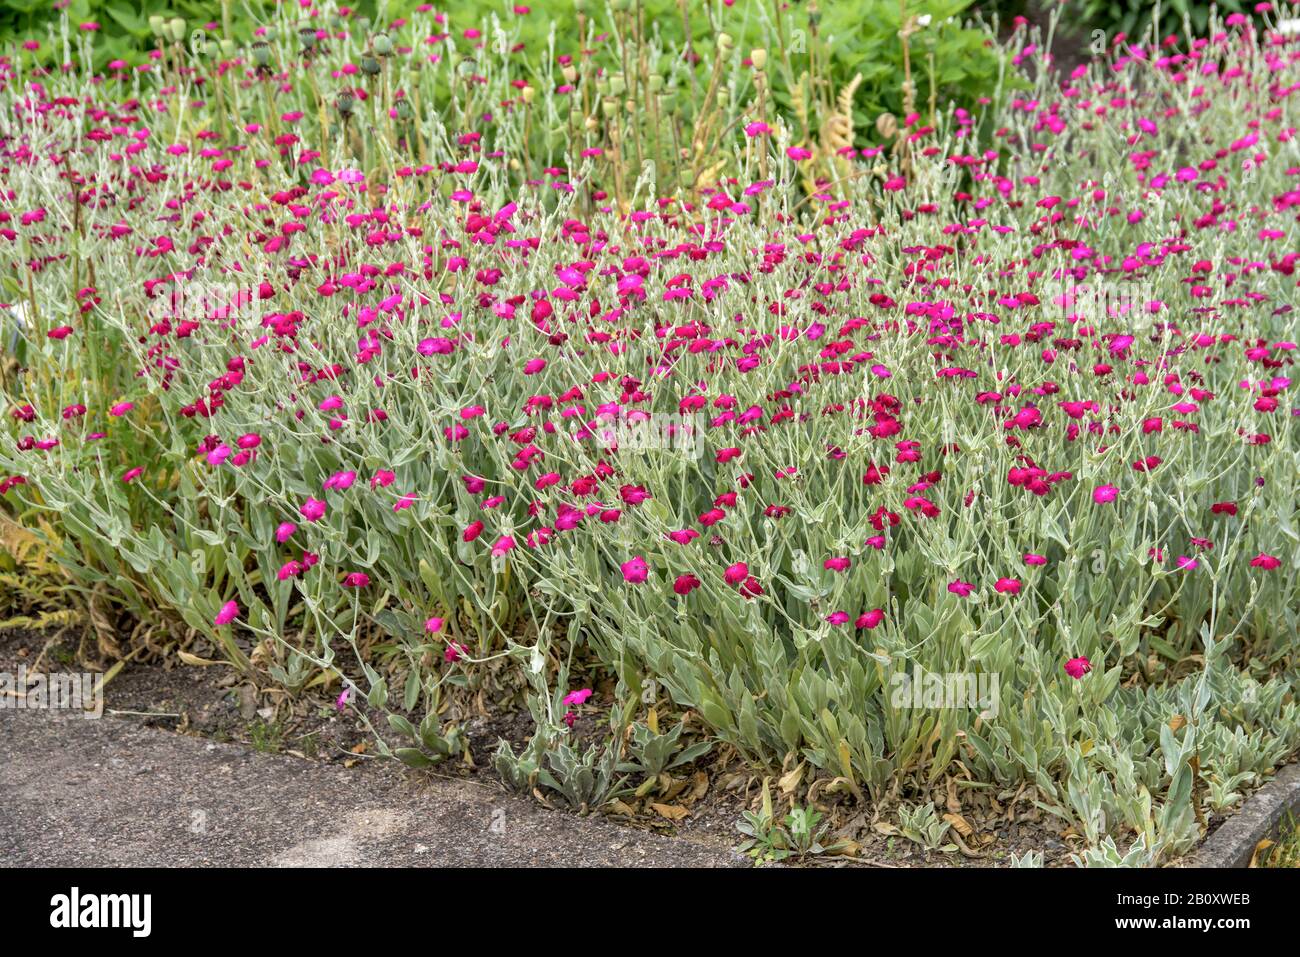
(2, 0, 1009, 141)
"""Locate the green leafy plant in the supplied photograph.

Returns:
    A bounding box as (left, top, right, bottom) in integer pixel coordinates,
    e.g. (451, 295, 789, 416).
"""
(617, 711, 714, 795)
(898, 802, 956, 852)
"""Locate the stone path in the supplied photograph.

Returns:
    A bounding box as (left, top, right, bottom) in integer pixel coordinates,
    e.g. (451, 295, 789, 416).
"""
(0, 710, 743, 867)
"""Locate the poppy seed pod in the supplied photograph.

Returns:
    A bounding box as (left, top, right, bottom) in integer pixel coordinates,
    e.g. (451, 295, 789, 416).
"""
(335, 92, 354, 115)
(168, 18, 186, 43)
(717, 32, 734, 53)
(372, 33, 393, 57)
(251, 41, 270, 67)
(219, 39, 236, 58)
(148, 15, 165, 38)
(360, 56, 381, 76)
(299, 27, 316, 49)
(561, 65, 577, 84)
(751, 48, 768, 71)
(648, 74, 663, 94)
(609, 74, 626, 97)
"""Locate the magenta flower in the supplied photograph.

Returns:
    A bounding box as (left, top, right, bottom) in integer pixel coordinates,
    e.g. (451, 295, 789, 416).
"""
(343, 572, 370, 588)
(300, 497, 327, 522)
(426, 616, 444, 633)
(856, 609, 885, 630)
(1250, 553, 1281, 570)
(214, 600, 239, 627)
(563, 688, 592, 708)
(724, 562, 749, 585)
(1064, 656, 1092, 679)
(947, 580, 975, 597)
(1093, 485, 1119, 504)
(994, 578, 1021, 595)
(275, 521, 297, 543)
(620, 556, 649, 584)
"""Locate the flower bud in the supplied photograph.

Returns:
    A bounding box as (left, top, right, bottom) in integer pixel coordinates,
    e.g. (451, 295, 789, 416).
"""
(751, 48, 767, 71)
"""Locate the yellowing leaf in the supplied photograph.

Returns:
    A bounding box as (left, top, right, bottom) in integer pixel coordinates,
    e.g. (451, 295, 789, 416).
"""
(650, 802, 689, 822)
(779, 761, 805, 795)
(943, 812, 974, 838)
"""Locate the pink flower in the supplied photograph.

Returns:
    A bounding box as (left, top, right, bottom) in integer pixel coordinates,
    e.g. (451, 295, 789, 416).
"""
(620, 556, 649, 583)
(994, 578, 1021, 595)
(300, 497, 327, 522)
(324, 470, 356, 491)
(1093, 484, 1119, 504)
(947, 580, 975, 597)
(724, 562, 749, 585)
(1024, 553, 1047, 566)
(335, 688, 350, 712)
(275, 522, 297, 543)
(343, 572, 370, 588)
(1250, 553, 1281, 570)
(673, 573, 701, 595)
(563, 688, 592, 708)
(1064, 656, 1092, 679)
(214, 600, 239, 627)
(856, 609, 885, 630)
(426, 616, 444, 633)
(826, 611, 850, 625)
(786, 146, 813, 161)
(824, 557, 851, 572)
